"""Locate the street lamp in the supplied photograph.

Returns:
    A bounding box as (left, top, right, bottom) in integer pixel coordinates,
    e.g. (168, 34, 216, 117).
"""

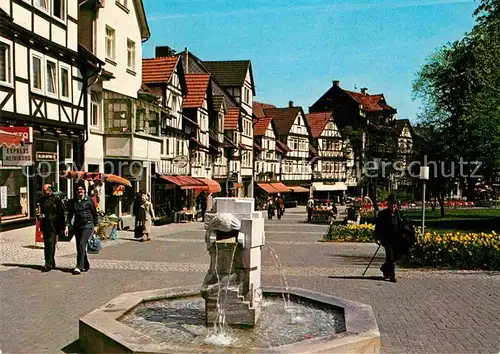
(420, 166, 430, 234)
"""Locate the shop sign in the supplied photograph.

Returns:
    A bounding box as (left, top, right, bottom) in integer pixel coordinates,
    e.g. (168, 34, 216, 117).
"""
(0, 127, 33, 143)
(36, 152, 57, 161)
(2, 145, 33, 166)
(173, 155, 188, 168)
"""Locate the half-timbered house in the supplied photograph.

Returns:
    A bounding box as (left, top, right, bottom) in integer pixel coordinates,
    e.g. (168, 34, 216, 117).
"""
(0, 1, 100, 226)
(253, 116, 279, 182)
(202, 60, 255, 197)
(306, 111, 348, 201)
(263, 102, 312, 186)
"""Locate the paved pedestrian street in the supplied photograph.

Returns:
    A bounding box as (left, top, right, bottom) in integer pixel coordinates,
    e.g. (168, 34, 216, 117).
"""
(1, 208, 499, 353)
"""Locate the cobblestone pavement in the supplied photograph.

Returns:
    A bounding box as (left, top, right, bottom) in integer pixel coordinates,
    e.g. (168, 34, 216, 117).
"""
(0, 207, 499, 353)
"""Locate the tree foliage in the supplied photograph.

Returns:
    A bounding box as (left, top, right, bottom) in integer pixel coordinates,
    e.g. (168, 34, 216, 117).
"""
(413, 0, 500, 193)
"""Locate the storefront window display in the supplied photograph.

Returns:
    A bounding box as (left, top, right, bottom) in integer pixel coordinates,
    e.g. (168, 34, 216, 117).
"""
(0, 167, 29, 221)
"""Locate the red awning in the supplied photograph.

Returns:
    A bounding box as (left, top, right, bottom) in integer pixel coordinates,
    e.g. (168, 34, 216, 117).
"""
(198, 178, 222, 194)
(289, 186, 309, 193)
(257, 183, 278, 194)
(158, 175, 206, 189)
(269, 182, 290, 193)
(0, 131, 23, 147)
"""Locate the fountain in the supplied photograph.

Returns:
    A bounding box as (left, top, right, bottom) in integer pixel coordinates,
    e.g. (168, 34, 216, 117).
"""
(79, 198, 381, 353)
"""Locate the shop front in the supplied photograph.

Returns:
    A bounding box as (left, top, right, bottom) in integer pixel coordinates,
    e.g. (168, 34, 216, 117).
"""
(312, 181, 347, 204)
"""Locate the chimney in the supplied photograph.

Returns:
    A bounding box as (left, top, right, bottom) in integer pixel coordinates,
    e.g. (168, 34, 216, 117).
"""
(184, 47, 189, 74)
(289, 101, 294, 108)
(361, 87, 368, 96)
(155, 46, 175, 58)
(332, 80, 340, 87)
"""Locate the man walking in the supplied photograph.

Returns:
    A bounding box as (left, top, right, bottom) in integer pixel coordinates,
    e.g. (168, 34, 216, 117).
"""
(374, 194, 401, 282)
(66, 184, 99, 274)
(37, 184, 65, 272)
(307, 197, 315, 222)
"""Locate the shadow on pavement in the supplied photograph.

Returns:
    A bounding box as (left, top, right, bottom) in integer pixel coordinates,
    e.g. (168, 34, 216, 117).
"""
(328, 275, 387, 281)
(2, 263, 75, 273)
(61, 339, 84, 353)
(22, 245, 44, 250)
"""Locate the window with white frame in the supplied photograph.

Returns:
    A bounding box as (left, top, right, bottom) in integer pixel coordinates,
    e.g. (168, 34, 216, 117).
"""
(31, 52, 44, 92)
(53, 0, 65, 21)
(35, 0, 49, 12)
(127, 39, 135, 71)
(0, 39, 13, 86)
(46, 58, 58, 96)
(59, 63, 70, 99)
(90, 92, 100, 127)
(105, 26, 116, 61)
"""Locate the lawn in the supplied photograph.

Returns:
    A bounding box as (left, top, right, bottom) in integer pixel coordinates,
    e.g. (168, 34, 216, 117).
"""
(400, 208, 500, 233)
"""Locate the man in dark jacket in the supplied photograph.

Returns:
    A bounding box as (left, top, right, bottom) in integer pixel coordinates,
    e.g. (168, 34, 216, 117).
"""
(37, 184, 66, 272)
(374, 194, 401, 282)
(66, 184, 99, 274)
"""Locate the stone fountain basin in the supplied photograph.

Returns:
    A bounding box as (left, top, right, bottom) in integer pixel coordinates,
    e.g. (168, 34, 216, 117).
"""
(79, 286, 380, 353)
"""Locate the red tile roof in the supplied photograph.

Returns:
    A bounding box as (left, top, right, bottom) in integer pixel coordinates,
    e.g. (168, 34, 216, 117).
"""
(344, 91, 395, 112)
(183, 74, 210, 108)
(262, 107, 302, 136)
(253, 117, 272, 136)
(253, 101, 276, 118)
(306, 112, 333, 138)
(142, 56, 179, 84)
(224, 107, 240, 130)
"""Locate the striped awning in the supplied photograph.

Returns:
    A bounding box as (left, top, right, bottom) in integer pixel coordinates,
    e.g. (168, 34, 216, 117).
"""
(158, 175, 206, 189)
(269, 182, 290, 193)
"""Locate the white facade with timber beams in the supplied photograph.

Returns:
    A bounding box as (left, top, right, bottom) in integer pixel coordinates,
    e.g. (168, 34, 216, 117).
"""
(0, 0, 93, 226)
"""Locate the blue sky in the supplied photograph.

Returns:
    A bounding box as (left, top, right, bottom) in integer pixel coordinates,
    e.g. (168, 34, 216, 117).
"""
(142, 0, 478, 122)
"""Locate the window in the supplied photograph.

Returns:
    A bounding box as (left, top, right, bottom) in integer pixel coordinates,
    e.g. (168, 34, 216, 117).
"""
(46, 59, 57, 95)
(31, 53, 44, 92)
(127, 39, 135, 71)
(148, 111, 158, 135)
(105, 26, 115, 60)
(90, 92, 100, 127)
(53, 0, 65, 21)
(136, 108, 145, 131)
(59, 63, 70, 99)
(35, 0, 49, 12)
(0, 39, 12, 86)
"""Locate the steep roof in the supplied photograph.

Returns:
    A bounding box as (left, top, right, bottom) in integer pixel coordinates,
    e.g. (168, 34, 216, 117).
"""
(212, 95, 227, 113)
(253, 101, 276, 118)
(263, 107, 303, 136)
(224, 107, 240, 130)
(306, 112, 333, 138)
(253, 117, 272, 137)
(142, 56, 179, 84)
(276, 140, 292, 153)
(202, 60, 255, 94)
(344, 91, 396, 112)
(183, 74, 210, 108)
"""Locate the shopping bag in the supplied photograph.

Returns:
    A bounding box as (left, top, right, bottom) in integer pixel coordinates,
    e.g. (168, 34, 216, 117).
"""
(35, 219, 44, 243)
(87, 233, 103, 254)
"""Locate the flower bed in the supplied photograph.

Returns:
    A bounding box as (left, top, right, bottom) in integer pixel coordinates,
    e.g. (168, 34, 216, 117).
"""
(321, 224, 500, 270)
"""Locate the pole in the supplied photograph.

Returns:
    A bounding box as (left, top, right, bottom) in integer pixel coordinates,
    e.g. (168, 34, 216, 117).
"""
(422, 180, 426, 234)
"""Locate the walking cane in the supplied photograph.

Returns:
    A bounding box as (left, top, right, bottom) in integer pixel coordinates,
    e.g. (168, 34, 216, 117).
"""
(362, 244, 381, 276)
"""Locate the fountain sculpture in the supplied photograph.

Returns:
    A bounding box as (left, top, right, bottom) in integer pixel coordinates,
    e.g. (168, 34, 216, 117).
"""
(79, 198, 381, 353)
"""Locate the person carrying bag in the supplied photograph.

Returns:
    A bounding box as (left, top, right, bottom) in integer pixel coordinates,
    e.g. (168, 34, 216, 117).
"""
(66, 184, 99, 275)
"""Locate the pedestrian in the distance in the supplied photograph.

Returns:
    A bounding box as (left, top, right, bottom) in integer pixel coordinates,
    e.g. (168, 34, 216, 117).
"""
(277, 194, 285, 220)
(66, 184, 99, 275)
(136, 193, 155, 242)
(307, 197, 315, 222)
(374, 194, 401, 282)
(37, 184, 66, 272)
(267, 196, 275, 220)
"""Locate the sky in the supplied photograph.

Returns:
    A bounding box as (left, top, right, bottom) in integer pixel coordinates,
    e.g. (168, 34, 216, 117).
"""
(142, 0, 478, 122)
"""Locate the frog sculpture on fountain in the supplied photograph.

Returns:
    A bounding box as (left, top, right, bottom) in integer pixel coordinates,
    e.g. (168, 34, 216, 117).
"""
(200, 198, 265, 326)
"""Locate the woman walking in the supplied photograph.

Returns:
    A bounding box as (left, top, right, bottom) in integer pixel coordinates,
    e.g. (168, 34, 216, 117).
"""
(66, 184, 99, 275)
(136, 194, 155, 242)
